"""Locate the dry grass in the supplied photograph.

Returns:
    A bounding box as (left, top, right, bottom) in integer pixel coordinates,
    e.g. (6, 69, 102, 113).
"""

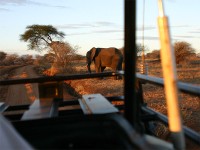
(68, 78, 123, 96)
(0, 66, 21, 80)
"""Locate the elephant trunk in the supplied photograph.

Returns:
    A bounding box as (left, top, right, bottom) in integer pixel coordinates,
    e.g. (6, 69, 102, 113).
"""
(87, 63, 91, 73)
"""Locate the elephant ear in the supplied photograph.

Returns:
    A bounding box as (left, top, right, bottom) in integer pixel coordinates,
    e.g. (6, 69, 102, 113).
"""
(90, 47, 96, 61)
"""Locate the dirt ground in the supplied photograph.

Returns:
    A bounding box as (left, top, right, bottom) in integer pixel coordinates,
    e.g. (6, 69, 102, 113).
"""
(4, 65, 39, 105)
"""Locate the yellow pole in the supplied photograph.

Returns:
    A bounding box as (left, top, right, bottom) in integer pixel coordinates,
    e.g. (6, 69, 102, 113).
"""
(142, 0, 145, 74)
(157, 0, 185, 149)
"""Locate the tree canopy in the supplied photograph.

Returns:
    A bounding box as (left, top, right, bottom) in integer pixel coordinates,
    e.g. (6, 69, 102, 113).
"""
(173, 41, 195, 64)
(0, 51, 7, 60)
(20, 25, 65, 51)
(136, 43, 149, 56)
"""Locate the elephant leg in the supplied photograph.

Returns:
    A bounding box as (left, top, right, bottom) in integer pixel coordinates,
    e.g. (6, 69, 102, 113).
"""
(110, 65, 118, 80)
(116, 57, 123, 80)
(98, 67, 106, 79)
(94, 58, 101, 73)
(101, 66, 106, 72)
(111, 64, 121, 80)
(95, 61, 104, 79)
(96, 68, 104, 79)
(95, 66, 101, 73)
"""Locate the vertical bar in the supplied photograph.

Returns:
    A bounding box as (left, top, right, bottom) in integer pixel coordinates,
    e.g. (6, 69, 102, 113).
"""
(157, 0, 185, 149)
(124, 0, 140, 131)
(141, 0, 146, 74)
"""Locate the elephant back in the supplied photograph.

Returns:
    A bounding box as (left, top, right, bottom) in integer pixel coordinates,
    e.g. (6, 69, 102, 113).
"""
(101, 48, 115, 56)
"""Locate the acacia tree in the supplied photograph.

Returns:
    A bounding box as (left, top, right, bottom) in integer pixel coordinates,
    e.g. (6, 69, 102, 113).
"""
(20, 25, 65, 51)
(20, 25, 77, 74)
(48, 41, 77, 72)
(173, 41, 195, 64)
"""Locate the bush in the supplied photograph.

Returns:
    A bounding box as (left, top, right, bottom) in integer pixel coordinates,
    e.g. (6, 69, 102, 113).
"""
(173, 41, 195, 64)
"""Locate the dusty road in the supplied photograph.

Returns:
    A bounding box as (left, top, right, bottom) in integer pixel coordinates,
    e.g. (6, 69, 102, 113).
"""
(5, 65, 39, 106)
(1, 65, 77, 106)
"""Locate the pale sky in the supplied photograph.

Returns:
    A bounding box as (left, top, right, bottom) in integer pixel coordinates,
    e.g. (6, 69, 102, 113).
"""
(0, 0, 200, 56)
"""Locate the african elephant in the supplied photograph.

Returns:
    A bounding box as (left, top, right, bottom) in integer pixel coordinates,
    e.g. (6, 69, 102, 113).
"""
(86, 47, 123, 79)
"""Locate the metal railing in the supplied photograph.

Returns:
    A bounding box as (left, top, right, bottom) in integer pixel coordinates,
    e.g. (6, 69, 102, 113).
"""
(136, 73, 200, 96)
(1, 71, 200, 145)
